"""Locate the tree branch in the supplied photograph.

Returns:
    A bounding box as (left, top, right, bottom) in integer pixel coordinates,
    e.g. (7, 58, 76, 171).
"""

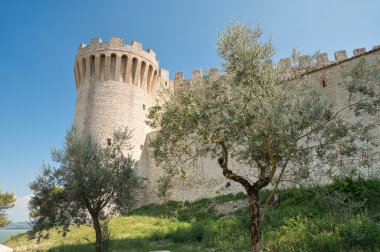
(296, 98, 375, 142)
(260, 155, 289, 222)
(217, 141, 253, 192)
(263, 133, 277, 180)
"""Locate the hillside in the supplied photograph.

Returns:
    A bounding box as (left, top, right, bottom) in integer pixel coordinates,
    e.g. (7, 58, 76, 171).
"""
(5, 178, 380, 252)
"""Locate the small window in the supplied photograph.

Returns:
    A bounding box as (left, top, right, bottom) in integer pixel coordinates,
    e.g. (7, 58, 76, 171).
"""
(165, 81, 168, 86)
(143, 104, 146, 110)
(321, 79, 326, 87)
(107, 139, 112, 146)
(320, 75, 327, 88)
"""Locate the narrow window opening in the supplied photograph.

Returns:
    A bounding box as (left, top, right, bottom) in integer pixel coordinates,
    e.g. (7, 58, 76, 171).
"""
(147, 65, 153, 91)
(131, 58, 138, 84)
(165, 81, 168, 86)
(121, 55, 127, 82)
(321, 79, 326, 87)
(143, 104, 146, 110)
(151, 70, 158, 93)
(110, 54, 116, 80)
(76, 62, 81, 86)
(82, 58, 86, 83)
(107, 139, 112, 146)
(140, 61, 146, 86)
(90, 55, 95, 81)
(100, 54, 105, 80)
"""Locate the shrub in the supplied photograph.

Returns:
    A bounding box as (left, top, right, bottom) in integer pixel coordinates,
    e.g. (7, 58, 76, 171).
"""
(189, 223, 205, 242)
(170, 227, 189, 243)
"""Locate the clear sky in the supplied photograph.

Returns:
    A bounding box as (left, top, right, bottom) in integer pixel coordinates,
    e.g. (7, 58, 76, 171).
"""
(0, 0, 379, 221)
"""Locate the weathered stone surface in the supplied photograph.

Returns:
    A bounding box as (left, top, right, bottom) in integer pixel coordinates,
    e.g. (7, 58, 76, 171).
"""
(73, 37, 380, 206)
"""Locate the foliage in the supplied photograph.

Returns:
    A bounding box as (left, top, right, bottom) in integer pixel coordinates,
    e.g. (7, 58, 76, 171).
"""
(147, 21, 380, 251)
(6, 178, 380, 251)
(0, 189, 16, 227)
(148, 23, 380, 196)
(28, 128, 142, 251)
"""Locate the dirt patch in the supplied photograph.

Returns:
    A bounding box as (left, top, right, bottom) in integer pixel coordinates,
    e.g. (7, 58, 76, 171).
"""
(214, 199, 247, 215)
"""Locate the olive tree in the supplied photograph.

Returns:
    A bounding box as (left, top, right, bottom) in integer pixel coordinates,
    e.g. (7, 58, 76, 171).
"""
(147, 23, 380, 251)
(29, 128, 141, 252)
(0, 190, 15, 227)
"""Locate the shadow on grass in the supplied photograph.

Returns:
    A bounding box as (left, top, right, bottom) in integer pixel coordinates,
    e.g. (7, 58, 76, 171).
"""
(45, 237, 205, 252)
(129, 192, 248, 221)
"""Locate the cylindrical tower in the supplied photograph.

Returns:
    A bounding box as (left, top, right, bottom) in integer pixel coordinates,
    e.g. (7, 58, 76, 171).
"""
(73, 37, 160, 160)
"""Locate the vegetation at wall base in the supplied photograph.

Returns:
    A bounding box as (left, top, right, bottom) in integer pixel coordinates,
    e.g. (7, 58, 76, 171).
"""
(5, 177, 380, 251)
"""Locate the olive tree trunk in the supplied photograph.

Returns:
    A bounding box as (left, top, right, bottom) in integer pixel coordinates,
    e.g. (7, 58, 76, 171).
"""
(90, 212, 103, 252)
(248, 191, 261, 252)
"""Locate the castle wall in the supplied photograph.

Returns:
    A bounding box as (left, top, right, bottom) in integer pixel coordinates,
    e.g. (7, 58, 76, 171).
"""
(72, 37, 379, 205)
(136, 47, 380, 205)
(73, 37, 163, 160)
(75, 79, 156, 159)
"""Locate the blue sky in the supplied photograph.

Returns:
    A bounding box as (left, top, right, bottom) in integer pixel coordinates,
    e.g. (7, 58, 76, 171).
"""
(0, 0, 379, 221)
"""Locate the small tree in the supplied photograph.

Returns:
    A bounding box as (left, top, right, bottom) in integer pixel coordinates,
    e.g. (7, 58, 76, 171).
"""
(29, 128, 141, 252)
(147, 23, 380, 252)
(0, 190, 15, 227)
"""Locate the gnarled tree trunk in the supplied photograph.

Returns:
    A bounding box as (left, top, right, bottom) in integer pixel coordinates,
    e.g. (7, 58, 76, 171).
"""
(91, 212, 103, 252)
(248, 191, 261, 252)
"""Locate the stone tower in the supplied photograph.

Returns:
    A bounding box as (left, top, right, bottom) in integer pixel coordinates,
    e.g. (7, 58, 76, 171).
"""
(73, 37, 167, 160)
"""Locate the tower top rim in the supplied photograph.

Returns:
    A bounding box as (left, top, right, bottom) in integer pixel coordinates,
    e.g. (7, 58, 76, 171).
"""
(76, 37, 158, 66)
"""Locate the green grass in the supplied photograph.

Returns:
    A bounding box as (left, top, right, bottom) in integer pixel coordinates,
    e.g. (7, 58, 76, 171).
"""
(5, 177, 380, 251)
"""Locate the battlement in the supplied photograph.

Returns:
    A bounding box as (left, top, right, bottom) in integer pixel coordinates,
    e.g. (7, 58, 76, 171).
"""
(74, 37, 159, 94)
(77, 37, 158, 66)
(170, 44, 380, 95)
(173, 68, 221, 95)
(278, 45, 380, 71)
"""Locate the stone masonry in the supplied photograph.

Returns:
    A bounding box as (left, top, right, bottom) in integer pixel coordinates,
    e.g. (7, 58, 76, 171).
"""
(73, 37, 380, 205)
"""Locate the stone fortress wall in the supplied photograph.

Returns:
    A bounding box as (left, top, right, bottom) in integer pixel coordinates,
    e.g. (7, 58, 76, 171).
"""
(73, 37, 170, 160)
(73, 37, 380, 205)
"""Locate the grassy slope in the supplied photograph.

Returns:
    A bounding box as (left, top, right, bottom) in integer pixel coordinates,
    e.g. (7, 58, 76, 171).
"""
(5, 178, 380, 252)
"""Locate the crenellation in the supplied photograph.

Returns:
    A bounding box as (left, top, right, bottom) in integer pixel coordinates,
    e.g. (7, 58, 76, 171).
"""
(76, 38, 158, 66)
(298, 55, 311, 68)
(174, 71, 184, 82)
(90, 38, 102, 48)
(146, 48, 156, 58)
(192, 69, 202, 79)
(131, 41, 142, 49)
(159, 69, 169, 79)
(158, 69, 172, 91)
(316, 53, 329, 65)
(209, 68, 219, 79)
(110, 36, 123, 45)
(334, 50, 347, 61)
(353, 48, 366, 56)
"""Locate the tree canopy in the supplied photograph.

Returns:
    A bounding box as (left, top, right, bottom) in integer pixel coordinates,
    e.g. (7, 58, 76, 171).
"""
(29, 128, 142, 252)
(147, 22, 380, 252)
(0, 190, 15, 227)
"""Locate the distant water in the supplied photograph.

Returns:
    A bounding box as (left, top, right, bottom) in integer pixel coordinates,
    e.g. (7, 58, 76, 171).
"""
(0, 222, 31, 243)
